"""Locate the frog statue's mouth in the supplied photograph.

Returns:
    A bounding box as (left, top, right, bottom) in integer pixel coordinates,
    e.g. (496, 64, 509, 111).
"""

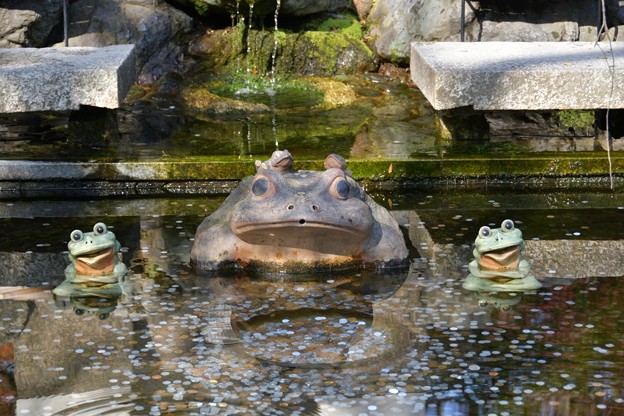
(478, 244, 522, 272)
(232, 219, 370, 256)
(74, 247, 116, 276)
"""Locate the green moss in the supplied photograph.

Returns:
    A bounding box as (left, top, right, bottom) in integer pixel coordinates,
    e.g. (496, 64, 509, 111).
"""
(194, 19, 374, 78)
(182, 86, 271, 115)
(190, 0, 210, 16)
(205, 72, 321, 98)
(315, 14, 363, 39)
(554, 110, 595, 128)
(295, 30, 374, 75)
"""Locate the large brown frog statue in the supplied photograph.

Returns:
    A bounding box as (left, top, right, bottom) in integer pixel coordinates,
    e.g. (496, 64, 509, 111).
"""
(191, 150, 409, 272)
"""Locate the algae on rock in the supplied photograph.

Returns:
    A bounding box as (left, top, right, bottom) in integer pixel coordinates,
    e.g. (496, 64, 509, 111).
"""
(189, 13, 377, 77)
(182, 87, 270, 115)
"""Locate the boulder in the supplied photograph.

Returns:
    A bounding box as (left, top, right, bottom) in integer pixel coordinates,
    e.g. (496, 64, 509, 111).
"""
(0, 0, 63, 48)
(55, 0, 193, 82)
(366, 0, 604, 63)
(182, 87, 270, 115)
(367, 0, 469, 64)
(189, 13, 376, 76)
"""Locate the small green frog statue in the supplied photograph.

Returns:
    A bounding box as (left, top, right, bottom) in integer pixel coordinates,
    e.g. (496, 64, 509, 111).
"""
(62, 222, 127, 283)
(463, 219, 542, 292)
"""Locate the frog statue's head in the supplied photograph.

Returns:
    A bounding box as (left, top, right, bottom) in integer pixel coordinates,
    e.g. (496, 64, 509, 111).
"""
(191, 150, 409, 272)
(64, 222, 127, 282)
(473, 219, 524, 273)
(463, 219, 542, 292)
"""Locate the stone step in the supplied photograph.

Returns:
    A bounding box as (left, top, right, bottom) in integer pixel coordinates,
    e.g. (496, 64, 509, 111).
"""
(0, 154, 622, 198)
(410, 41, 624, 110)
(0, 45, 136, 113)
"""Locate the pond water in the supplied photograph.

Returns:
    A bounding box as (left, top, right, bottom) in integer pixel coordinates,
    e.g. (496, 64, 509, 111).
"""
(2, 72, 619, 164)
(0, 190, 622, 415)
(1, 62, 623, 414)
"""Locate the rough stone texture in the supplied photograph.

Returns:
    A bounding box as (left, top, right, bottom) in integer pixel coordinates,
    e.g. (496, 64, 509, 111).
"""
(0, 45, 136, 113)
(468, 20, 581, 42)
(524, 239, 624, 278)
(0, 253, 66, 286)
(55, 0, 193, 82)
(366, 0, 608, 63)
(170, 0, 352, 17)
(464, 0, 601, 42)
(367, 0, 472, 63)
(0, 0, 63, 48)
(353, 0, 375, 20)
(189, 26, 377, 77)
(411, 41, 624, 110)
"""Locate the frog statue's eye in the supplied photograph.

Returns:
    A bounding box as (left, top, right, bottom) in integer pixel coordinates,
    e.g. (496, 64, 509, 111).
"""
(70, 230, 83, 242)
(93, 222, 107, 235)
(501, 219, 515, 232)
(478, 226, 492, 238)
(330, 177, 350, 200)
(251, 176, 274, 199)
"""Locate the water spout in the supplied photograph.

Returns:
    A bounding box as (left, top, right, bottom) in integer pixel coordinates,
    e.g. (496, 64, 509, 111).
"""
(233, 0, 243, 74)
(246, 0, 255, 77)
(270, 0, 281, 86)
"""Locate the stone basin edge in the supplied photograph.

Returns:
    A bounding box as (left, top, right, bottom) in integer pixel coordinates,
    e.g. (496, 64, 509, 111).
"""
(0, 154, 622, 197)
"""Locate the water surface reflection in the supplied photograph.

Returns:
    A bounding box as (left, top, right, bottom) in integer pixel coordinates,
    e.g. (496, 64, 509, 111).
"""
(0, 194, 622, 415)
(1, 268, 621, 415)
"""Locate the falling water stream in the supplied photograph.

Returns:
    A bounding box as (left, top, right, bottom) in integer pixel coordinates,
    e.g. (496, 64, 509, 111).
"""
(245, 0, 255, 77)
(270, 0, 282, 85)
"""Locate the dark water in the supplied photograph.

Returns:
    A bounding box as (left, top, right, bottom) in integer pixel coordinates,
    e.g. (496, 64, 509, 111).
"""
(0, 191, 623, 415)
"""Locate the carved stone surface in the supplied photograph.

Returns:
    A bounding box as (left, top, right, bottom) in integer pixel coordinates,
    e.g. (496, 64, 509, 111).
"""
(411, 41, 624, 110)
(0, 45, 136, 113)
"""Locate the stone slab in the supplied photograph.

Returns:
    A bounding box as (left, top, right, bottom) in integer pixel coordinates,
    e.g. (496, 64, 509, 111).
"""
(410, 41, 624, 110)
(0, 45, 136, 113)
(408, 211, 624, 279)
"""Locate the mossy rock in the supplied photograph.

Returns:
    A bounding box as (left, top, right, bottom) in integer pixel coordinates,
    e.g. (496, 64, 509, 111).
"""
(182, 87, 270, 115)
(554, 110, 595, 128)
(189, 16, 377, 77)
(308, 78, 358, 109)
(305, 13, 364, 39)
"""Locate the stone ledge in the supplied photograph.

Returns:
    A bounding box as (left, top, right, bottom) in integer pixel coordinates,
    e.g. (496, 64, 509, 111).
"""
(408, 211, 624, 279)
(0, 154, 622, 181)
(0, 45, 136, 113)
(410, 41, 624, 110)
(0, 155, 622, 198)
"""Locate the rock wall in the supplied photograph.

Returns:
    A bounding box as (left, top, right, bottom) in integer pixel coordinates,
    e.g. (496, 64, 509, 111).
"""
(58, 0, 193, 83)
(0, 0, 193, 83)
(0, 0, 64, 47)
(2, 0, 624, 81)
(363, 0, 623, 63)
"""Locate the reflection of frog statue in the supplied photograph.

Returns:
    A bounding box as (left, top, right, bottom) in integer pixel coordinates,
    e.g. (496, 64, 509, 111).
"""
(63, 222, 127, 283)
(53, 282, 122, 320)
(475, 291, 522, 311)
(463, 219, 542, 292)
(191, 150, 408, 272)
(53, 274, 131, 320)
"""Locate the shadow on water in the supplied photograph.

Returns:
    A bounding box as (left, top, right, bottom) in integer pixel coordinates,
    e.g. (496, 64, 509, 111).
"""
(0, 191, 622, 414)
